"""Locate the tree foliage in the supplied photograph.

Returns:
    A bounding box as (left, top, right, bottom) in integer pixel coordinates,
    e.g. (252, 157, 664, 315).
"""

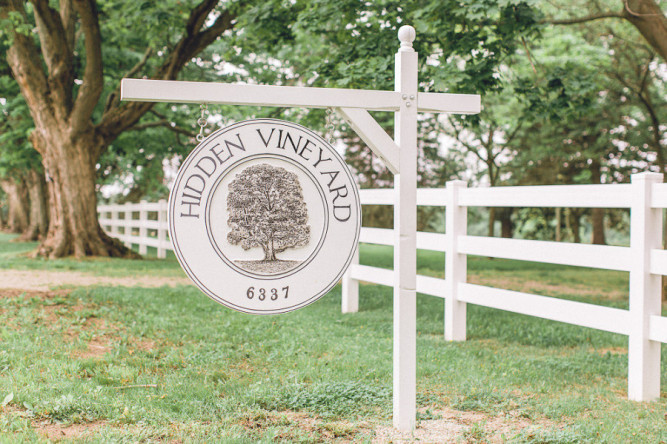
(227, 164, 310, 262)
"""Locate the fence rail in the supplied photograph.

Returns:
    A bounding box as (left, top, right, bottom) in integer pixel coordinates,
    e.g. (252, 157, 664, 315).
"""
(99, 172, 667, 402)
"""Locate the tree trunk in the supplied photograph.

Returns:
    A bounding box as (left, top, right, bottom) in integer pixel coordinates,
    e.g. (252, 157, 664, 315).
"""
(263, 240, 277, 261)
(623, 0, 667, 63)
(570, 209, 582, 243)
(17, 169, 49, 242)
(590, 161, 606, 245)
(33, 131, 138, 258)
(0, 198, 6, 230)
(487, 207, 496, 237)
(498, 207, 513, 238)
(0, 177, 29, 234)
(591, 209, 606, 245)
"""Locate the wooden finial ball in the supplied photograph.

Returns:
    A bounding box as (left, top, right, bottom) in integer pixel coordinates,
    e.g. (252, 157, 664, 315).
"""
(397, 25, 416, 50)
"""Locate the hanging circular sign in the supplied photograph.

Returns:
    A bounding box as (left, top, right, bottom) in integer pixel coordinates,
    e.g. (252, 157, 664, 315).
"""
(169, 118, 361, 314)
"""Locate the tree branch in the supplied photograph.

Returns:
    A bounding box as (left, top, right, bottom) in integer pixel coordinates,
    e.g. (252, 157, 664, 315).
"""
(2, 1, 52, 122)
(29, 0, 75, 116)
(97, 0, 241, 145)
(70, 0, 104, 136)
(446, 115, 487, 161)
(505, 118, 525, 146)
(541, 11, 624, 25)
(104, 47, 153, 113)
(29, 0, 72, 79)
(59, 0, 77, 54)
(154, 6, 236, 79)
(621, 0, 667, 62)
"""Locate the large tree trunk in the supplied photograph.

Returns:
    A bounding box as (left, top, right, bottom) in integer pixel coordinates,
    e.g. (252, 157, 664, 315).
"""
(0, 177, 29, 234)
(33, 130, 138, 258)
(17, 169, 49, 241)
(3, 0, 237, 257)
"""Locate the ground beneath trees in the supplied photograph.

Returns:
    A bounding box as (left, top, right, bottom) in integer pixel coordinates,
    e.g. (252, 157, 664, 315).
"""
(0, 269, 191, 291)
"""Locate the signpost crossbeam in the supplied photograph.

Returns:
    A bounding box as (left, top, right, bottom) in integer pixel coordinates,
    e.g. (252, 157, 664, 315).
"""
(120, 78, 481, 114)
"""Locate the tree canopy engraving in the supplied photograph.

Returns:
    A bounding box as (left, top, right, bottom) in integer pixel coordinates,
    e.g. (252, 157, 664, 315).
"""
(227, 164, 310, 274)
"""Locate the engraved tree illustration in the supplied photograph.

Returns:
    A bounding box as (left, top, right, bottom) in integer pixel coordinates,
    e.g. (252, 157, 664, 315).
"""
(227, 164, 310, 264)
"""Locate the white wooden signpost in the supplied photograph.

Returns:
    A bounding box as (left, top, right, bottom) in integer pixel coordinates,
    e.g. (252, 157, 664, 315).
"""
(121, 25, 481, 430)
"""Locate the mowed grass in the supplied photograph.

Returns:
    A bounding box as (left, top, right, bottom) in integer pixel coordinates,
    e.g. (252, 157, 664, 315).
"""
(0, 233, 183, 279)
(0, 234, 666, 442)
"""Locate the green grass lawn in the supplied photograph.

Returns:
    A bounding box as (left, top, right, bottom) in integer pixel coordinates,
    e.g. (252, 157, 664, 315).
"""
(0, 233, 666, 442)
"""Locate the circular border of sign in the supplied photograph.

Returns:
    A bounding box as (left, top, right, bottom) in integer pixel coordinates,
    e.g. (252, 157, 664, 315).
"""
(168, 118, 361, 315)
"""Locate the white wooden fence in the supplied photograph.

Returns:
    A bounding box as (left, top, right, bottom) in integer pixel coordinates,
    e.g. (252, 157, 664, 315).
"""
(342, 172, 667, 402)
(98, 199, 170, 258)
(98, 172, 667, 401)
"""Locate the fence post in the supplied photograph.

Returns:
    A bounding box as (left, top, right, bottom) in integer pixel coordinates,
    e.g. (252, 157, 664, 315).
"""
(123, 205, 132, 248)
(157, 199, 168, 259)
(342, 247, 359, 313)
(111, 206, 120, 237)
(139, 200, 148, 255)
(628, 172, 663, 401)
(445, 180, 467, 341)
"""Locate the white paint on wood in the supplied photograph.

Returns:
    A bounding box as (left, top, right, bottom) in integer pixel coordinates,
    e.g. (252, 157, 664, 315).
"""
(417, 275, 447, 298)
(359, 188, 394, 205)
(649, 315, 667, 343)
(349, 264, 394, 287)
(122, 79, 402, 111)
(139, 200, 148, 255)
(157, 199, 168, 259)
(416, 188, 448, 207)
(628, 172, 663, 401)
(342, 247, 360, 313)
(338, 107, 400, 173)
(650, 183, 667, 208)
(123, 209, 132, 248)
(649, 249, 667, 276)
(458, 283, 631, 336)
(122, 80, 480, 115)
(417, 92, 481, 114)
(459, 184, 632, 208)
(358, 188, 449, 207)
(360, 227, 394, 246)
(458, 236, 631, 272)
(393, 27, 418, 431)
(359, 227, 446, 252)
(445, 181, 467, 341)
